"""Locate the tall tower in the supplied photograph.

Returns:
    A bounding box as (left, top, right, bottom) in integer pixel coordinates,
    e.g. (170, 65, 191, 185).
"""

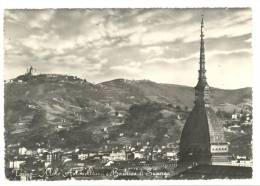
(179, 15, 229, 165)
(195, 15, 211, 107)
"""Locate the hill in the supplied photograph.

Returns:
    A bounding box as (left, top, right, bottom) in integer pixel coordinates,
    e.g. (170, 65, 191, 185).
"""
(4, 74, 252, 150)
(100, 78, 252, 109)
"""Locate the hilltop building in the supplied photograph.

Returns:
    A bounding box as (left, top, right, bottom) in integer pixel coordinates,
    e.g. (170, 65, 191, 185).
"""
(14, 66, 36, 82)
(179, 16, 229, 165)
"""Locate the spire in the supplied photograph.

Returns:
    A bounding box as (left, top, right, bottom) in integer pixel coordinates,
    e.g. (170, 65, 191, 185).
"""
(195, 15, 211, 106)
(198, 14, 207, 83)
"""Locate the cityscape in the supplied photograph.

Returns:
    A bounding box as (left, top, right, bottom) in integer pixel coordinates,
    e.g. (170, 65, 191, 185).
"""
(4, 9, 252, 180)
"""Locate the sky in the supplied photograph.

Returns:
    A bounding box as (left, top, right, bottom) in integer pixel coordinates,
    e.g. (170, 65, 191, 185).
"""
(4, 8, 252, 89)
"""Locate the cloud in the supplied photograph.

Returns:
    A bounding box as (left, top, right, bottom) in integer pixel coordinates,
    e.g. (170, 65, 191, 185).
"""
(110, 60, 142, 74)
(140, 46, 171, 57)
(144, 54, 197, 65)
(4, 8, 252, 89)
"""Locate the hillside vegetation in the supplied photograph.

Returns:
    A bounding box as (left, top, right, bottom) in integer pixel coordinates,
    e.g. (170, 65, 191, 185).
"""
(4, 74, 252, 150)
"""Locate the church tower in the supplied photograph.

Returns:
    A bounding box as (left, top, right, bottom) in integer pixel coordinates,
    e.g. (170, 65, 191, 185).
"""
(179, 15, 229, 165)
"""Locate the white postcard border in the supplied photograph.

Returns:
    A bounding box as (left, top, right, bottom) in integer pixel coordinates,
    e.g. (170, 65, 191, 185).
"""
(0, 0, 259, 185)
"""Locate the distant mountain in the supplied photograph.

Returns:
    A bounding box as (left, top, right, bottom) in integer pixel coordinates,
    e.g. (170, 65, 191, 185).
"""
(100, 78, 252, 108)
(4, 74, 252, 150)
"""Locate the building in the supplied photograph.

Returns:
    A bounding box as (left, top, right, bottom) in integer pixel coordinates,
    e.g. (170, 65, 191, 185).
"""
(179, 15, 229, 165)
(78, 153, 89, 160)
(9, 160, 25, 169)
(231, 156, 252, 167)
(231, 114, 238, 120)
(104, 150, 134, 161)
(133, 152, 145, 159)
(18, 147, 27, 155)
(45, 150, 63, 168)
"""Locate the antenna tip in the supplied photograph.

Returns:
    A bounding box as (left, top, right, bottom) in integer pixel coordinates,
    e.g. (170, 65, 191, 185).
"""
(201, 14, 204, 25)
(201, 14, 204, 20)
